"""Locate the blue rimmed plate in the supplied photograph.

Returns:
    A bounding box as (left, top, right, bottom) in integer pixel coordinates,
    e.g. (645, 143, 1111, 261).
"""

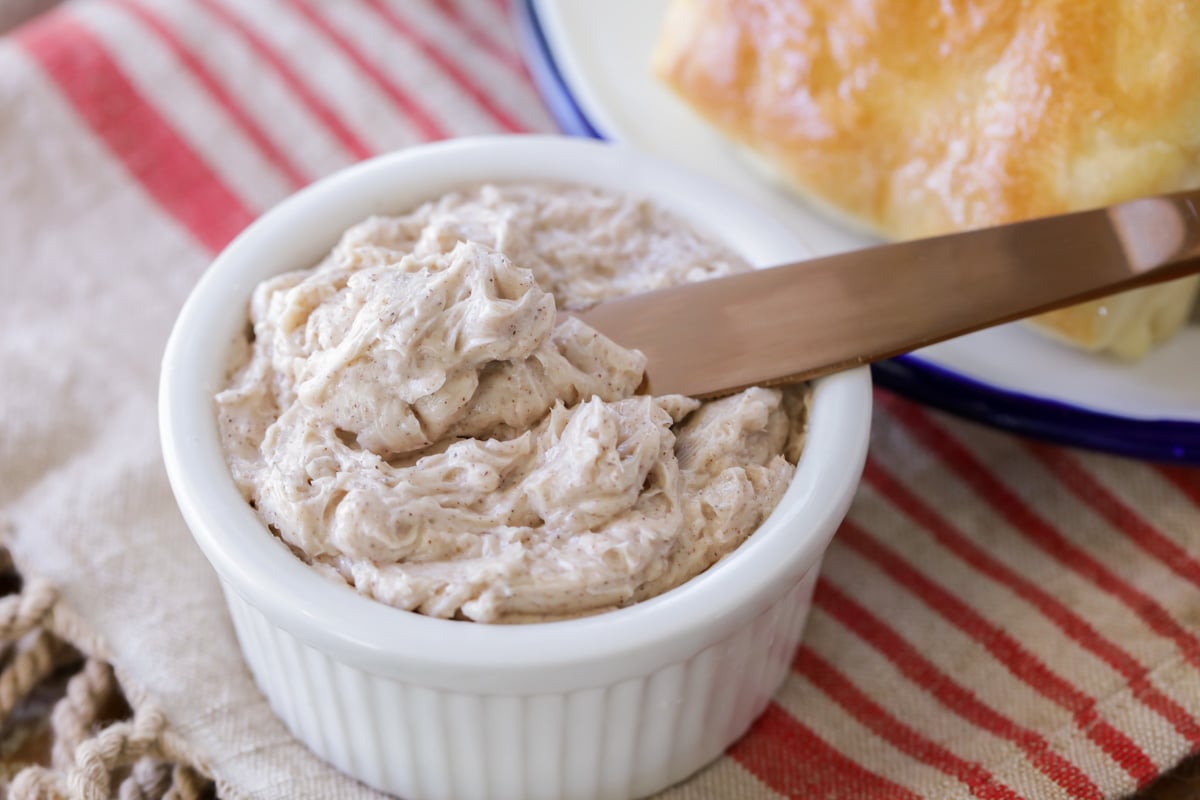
(515, 0, 1200, 464)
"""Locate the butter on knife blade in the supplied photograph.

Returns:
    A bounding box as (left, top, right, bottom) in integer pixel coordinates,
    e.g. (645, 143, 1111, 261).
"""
(572, 190, 1200, 399)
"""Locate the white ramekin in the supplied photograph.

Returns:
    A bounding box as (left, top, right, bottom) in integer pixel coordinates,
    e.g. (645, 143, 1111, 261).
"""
(160, 135, 872, 800)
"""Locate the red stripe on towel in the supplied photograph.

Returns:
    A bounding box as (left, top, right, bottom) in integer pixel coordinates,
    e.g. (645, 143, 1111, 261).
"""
(880, 396, 1200, 673)
(362, 0, 525, 132)
(730, 702, 922, 800)
(429, 0, 525, 73)
(19, 11, 254, 253)
(111, 0, 310, 189)
(284, 0, 447, 142)
(793, 644, 1024, 800)
(838, 519, 1158, 785)
(864, 454, 1200, 745)
(196, 0, 373, 162)
(1156, 465, 1200, 508)
(1029, 445, 1200, 593)
(816, 579, 1103, 799)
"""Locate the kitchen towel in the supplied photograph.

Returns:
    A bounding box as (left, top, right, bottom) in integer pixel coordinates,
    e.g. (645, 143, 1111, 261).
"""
(1, 1, 1199, 798)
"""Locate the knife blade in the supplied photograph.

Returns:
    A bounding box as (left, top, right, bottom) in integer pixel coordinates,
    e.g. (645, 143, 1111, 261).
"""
(573, 190, 1200, 398)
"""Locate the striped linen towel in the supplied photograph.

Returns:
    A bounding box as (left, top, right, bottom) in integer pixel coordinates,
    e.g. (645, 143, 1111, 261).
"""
(0, 1, 1198, 797)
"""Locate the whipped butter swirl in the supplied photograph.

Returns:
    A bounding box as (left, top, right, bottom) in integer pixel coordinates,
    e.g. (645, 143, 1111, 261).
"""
(217, 184, 807, 623)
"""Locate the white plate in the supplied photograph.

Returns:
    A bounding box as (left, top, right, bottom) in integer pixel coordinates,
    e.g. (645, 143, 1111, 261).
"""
(518, 0, 1200, 462)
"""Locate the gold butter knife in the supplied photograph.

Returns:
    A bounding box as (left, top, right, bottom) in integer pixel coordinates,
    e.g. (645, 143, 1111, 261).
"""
(574, 190, 1200, 398)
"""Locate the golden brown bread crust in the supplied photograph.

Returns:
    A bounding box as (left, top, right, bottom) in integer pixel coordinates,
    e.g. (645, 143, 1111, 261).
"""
(654, 0, 1200, 355)
(654, 0, 1200, 237)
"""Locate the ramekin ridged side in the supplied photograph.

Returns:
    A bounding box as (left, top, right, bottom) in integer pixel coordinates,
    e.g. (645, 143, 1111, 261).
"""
(221, 568, 818, 800)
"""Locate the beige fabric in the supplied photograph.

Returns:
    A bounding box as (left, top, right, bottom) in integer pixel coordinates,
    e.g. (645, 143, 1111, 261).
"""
(0, 553, 209, 799)
(0, 4, 390, 795)
(0, 1, 1198, 799)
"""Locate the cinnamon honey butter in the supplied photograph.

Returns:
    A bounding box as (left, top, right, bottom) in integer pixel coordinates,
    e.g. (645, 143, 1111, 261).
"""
(216, 184, 808, 623)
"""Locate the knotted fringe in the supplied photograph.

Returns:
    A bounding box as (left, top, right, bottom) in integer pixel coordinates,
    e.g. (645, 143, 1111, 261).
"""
(0, 548, 215, 799)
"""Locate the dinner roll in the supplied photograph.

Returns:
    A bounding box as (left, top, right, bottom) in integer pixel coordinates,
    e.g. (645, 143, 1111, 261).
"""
(654, 0, 1200, 357)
